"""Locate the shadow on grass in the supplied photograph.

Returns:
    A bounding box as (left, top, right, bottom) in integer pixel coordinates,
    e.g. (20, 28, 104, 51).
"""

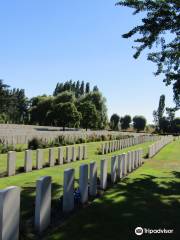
(43, 172, 180, 240)
(20, 182, 63, 240)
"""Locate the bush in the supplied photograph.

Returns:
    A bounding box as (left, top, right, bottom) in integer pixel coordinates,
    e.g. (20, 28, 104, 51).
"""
(0, 144, 14, 154)
(28, 138, 48, 150)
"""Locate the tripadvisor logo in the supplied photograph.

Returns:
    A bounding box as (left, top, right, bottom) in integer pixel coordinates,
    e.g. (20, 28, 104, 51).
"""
(135, 227, 143, 236)
(135, 227, 174, 236)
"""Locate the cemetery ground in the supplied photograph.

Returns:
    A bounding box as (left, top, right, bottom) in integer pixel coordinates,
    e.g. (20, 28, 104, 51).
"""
(0, 140, 154, 239)
(42, 139, 180, 240)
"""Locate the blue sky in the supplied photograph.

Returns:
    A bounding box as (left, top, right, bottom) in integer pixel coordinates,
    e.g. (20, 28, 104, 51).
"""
(0, 0, 179, 123)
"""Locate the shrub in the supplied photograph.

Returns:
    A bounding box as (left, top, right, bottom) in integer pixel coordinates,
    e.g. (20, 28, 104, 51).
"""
(28, 138, 48, 150)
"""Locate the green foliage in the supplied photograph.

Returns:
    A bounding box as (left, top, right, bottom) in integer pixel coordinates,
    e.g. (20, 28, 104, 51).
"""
(116, 0, 180, 107)
(153, 95, 180, 134)
(0, 80, 28, 123)
(120, 115, 131, 130)
(53, 102, 81, 129)
(79, 91, 108, 129)
(78, 101, 99, 130)
(30, 96, 53, 125)
(0, 79, 107, 129)
(172, 117, 180, 133)
(110, 113, 120, 130)
(53, 80, 98, 98)
(153, 94, 165, 131)
(159, 116, 170, 133)
(54, 91, 75, 104)
(133, 115, 147, 131)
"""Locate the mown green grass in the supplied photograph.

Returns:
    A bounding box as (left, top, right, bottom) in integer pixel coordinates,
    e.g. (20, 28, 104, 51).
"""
(42, 139, 180, 240)
(0, 140, 153, 239)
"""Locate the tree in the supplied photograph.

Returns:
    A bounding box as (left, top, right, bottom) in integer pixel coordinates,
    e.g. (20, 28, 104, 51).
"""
(120, 115, 131, 130)
(85, 82, 90, 93)
(172, 117, 180, 133)
(0, 79, 10, 113)
(80, 81, 85, 95)
(110, 114, 120, 130)
(78, 101, 99, 130)
(133, 115, 146, 132)
(53, 102, 81, 130)
(93, 85, 99, 92)
(29, 96, 53, 125)
(78, 91, 108, 129)
(153, 95, 165, 131)
(54, 91, 75, 104)
(159, 116, 170, 133)
(116, 1, 180, 107)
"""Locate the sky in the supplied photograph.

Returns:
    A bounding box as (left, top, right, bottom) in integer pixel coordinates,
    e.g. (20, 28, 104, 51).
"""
(0, 0, 179, 123)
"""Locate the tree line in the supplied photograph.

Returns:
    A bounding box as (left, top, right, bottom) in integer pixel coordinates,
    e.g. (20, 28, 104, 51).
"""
(0, 79, 108, 130)
(110, 114, 147, 132)
(153, 95, 180, 134)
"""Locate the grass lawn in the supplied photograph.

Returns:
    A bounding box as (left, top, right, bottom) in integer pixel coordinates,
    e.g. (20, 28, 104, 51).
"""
(0, 140, 153, 239)
(41, 139, 180, 240)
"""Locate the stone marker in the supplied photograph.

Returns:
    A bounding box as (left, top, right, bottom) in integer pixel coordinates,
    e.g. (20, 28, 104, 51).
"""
(111, 156, 117, 184)
(66, 146, 71, 163)
(72, 146, 76, 162)
(79, 164, 88, 204)
(7, 151, 16, 176)
(58, 147, 63, 165)
(100, 159, 108, 190)
(117, 154, 123, 179)
(101, 144, 105, 155)
(0, 186, 20, 240)
(25, 150, 32, 172)
(122, 153, 127, 176)
(49, 148, 55, 167)
(35, 176, 51, 233)
(131, 151, 134, 171)
(127, 151, 131, 173)
(82, 145, 87, 160)
(63, 169, 74, 212)
(36, 149, 43, 170)
(78, 146, 82, 160)
(89, 161, 97, 196)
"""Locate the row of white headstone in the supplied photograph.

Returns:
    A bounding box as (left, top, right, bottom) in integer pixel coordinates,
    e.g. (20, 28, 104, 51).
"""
(6, 145, 87, 176)
(0, 148, 143, 239)
(101, 135, 160, 154)
(148, 136, 174, 158)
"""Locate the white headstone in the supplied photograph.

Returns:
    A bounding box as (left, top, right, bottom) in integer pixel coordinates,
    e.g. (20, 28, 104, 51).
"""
(49, 148, 55, 167)
(0, 186, 20, 240)
(117, 154, 123, 179)
(25, 150, 32, 172)
(89, 162, 97, 196)
(79, 164, 88, 204)
(36, 149, 43, 170)
(7, 151, 16, 176)
(100, 159, 108, 190)
(58, 147, 63, 165)
(72, 146, 76, 162)
(35, 176, 51, 233)
(111, 156, 117, 184)
(63, 169, 74, 212)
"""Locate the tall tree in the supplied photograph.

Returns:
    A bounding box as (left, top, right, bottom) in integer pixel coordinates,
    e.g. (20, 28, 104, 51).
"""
(120, 115, 131, 130)
(53, 102, 81, 130)
(153, 94, 165, 131)
(85, 82, 90, 93)
(116, 0, 180, 107)
(80, 81, 85, 95)
(93, 85, 99, 92)
(110, 113, 120, 130)
(78, 91, 108, 129)
(133, 115, 146, 132)
(78, 101, 99, 130)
